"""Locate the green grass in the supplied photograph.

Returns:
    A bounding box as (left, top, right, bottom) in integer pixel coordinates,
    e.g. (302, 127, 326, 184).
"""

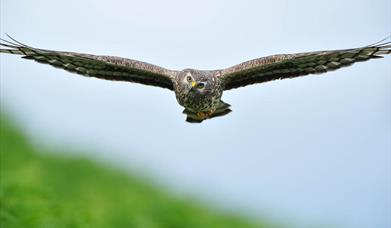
(0, 114, 272, 228)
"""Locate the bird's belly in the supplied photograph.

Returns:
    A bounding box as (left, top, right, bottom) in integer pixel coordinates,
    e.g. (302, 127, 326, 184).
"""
(177, 95, 219, 113)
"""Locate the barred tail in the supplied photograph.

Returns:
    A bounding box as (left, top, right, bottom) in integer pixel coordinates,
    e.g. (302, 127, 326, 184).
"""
(183, 101, 232, 123)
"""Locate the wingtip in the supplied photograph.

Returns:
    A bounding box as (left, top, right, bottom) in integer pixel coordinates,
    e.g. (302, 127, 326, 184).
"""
(3, 34, 30, 47)
(0, 49, 23, 55)
(0, 37, 18, 47)
(366, 36, 391, 47)
(0, 34, 30, 55)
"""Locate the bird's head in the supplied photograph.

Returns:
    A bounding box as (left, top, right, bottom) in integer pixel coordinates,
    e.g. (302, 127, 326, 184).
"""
(177, 69, 215, 96)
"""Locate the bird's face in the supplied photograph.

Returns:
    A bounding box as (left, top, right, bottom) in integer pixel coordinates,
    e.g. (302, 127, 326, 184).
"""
(174, 69, 222, 112)
(183, 72, 207, 94)
(178, 70, 212, 96)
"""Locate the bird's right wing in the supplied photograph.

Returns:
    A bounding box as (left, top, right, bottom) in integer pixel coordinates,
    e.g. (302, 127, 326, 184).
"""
(1, 36, 177, 90)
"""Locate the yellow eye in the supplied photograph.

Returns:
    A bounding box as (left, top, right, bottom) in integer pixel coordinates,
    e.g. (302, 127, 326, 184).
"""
(187, 76, 192, 82)
(197, 83, 205, 89)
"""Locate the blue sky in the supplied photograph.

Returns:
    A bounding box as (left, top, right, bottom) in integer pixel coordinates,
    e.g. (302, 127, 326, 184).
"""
(1, 0, 390, 227)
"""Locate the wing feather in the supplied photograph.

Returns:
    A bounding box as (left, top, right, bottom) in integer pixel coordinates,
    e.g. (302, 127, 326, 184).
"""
(219, 41, 391, 90)
(0, 36, 177, 90)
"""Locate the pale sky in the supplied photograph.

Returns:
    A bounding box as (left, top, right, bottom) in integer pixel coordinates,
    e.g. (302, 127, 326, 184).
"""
(1, 0, 390, 227)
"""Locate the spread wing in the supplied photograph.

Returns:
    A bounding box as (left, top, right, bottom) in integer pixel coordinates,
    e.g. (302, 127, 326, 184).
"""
(0, 36, 177, 90)
(219, 41, 391, 90)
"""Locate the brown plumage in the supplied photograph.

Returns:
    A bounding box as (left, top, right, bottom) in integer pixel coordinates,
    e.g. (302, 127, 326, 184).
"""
(1, 35, 390, 123)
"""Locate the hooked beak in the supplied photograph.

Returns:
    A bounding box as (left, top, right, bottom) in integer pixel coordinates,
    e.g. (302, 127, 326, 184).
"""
(191, 81, 197, 88)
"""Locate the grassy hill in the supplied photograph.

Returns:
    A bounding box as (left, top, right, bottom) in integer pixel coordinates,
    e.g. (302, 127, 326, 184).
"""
(0, 115, 272, 228)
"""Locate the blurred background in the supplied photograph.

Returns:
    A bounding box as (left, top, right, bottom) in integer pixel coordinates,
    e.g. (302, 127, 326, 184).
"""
(1, 0, 390, 227)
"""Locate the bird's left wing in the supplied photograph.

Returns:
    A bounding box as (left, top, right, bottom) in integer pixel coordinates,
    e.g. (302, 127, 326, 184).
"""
(0, 36, 177, 90)
(218, 41, 391, 90)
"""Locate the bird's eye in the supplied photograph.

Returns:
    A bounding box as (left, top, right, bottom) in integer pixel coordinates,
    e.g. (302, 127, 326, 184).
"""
(197, 83, 205, 89)
(186, 76, 192, 82)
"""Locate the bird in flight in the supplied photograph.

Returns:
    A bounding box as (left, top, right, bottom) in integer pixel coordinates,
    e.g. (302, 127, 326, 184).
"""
(1, 35, 390, 123)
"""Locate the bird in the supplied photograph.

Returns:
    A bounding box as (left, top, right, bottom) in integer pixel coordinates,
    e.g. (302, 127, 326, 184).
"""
(1, 35, 390, 123)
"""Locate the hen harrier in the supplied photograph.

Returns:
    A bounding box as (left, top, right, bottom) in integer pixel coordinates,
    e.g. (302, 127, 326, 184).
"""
(1, 35, 390, 123)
